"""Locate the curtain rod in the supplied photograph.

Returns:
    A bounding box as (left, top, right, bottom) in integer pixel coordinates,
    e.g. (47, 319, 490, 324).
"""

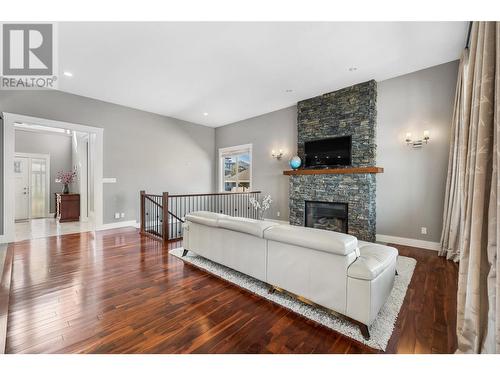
(465, 21, 473, 49)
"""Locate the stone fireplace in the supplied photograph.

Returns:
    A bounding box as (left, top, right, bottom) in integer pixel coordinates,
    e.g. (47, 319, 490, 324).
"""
(288, 80, 378, 242)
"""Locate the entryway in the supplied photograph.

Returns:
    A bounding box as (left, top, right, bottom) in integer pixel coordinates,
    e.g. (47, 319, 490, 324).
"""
(12, 123, 96, 241)
(1, 113, 104, 243)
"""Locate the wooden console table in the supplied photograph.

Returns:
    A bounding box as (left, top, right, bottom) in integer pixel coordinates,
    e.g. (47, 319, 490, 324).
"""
(55, 193, 80, 222)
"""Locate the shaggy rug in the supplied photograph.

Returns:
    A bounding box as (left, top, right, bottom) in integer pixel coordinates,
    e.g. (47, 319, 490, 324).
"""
(169, 247, 416, 351)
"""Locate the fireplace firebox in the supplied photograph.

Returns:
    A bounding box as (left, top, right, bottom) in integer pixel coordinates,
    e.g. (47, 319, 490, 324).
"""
(305, 201, 348, 234)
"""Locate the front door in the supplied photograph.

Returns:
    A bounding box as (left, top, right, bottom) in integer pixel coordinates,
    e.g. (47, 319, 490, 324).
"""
(14, 157, 30, 220)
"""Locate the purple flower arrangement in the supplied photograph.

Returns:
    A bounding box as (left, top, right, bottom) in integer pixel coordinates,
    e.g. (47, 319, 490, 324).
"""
(56, 170, 77, 185)
(56, 170, 77, 194)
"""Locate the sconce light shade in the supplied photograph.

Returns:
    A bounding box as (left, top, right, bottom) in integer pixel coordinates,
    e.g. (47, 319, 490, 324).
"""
(272, 149, 284, 160)
(423, 130, 430, 143)
(405, 130, 431, 148)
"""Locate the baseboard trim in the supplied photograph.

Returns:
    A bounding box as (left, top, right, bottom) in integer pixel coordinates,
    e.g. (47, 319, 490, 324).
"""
(98, 220, 138, 231)
(376, 234, 440, 251)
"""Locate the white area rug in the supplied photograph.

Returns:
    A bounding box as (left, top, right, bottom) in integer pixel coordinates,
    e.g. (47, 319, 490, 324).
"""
(170, 247, 416, 351)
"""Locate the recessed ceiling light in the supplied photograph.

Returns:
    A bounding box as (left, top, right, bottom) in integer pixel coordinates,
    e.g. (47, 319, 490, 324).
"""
(63, 71, 73, 77)
(203, 112, 209, 116)
(285, 89, 293, 93)
(348, 67, 357, 72)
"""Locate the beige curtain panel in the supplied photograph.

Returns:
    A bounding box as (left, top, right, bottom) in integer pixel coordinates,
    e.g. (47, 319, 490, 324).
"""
(439, 22, 499, 354)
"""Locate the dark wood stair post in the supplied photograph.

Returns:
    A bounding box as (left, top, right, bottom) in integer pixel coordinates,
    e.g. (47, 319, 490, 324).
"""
(162, 192, 169, 243)
(140, 190, 145, 234)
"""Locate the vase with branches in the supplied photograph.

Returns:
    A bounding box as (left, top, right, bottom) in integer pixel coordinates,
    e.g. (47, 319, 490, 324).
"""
(249, 195, 272, 220)
(56, 170, 77, 194)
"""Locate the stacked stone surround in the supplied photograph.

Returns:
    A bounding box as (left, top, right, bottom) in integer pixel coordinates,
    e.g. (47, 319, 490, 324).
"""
(289, 80, 377, 242)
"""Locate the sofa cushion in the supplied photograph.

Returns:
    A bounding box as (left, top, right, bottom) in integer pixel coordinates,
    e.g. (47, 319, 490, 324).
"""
(347, 242, 398, 280)
(263, 225, 358, 255)
(185, 211, 227, 227)
(217, 216, 279, 238)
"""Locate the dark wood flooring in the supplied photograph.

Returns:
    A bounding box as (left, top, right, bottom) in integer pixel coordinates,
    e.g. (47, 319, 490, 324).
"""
(4, 228, 458, 353)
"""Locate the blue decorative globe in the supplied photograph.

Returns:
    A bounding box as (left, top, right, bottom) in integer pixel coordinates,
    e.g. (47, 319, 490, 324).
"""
(289, 156, 302, 170)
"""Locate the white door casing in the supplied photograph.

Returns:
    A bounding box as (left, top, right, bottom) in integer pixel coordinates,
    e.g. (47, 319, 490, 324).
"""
(14, 157, 30, 220)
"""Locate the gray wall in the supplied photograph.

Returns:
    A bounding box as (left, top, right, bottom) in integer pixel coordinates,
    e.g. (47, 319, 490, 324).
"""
(15, 130, 73, 213)
(1, 90, 215, 228)
(376, 61, 458, 242)
(215, 61, 458, 243)
(215, 106, 297, 220)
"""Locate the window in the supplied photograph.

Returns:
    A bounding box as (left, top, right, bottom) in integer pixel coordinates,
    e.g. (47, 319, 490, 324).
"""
(219, 144, 252, 192)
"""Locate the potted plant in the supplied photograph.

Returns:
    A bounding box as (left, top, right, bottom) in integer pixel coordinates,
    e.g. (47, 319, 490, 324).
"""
(56, 170, 77, 194)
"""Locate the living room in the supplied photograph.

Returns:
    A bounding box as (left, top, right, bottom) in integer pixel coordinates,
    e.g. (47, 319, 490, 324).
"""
(0, 0, 499, 373)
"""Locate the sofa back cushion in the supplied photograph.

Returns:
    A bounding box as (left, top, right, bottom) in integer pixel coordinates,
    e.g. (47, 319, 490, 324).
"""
(185, 211, 228, 227)
(264, 225, 358, 255)
(218, 216, 279, 238)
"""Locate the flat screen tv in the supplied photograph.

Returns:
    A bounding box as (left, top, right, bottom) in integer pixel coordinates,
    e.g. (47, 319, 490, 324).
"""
(304, 136, 352, 168)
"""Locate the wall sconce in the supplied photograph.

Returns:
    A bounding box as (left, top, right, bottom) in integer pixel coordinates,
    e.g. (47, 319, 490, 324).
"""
(271, 149, 284, 160)
(405, 130, 430, 148)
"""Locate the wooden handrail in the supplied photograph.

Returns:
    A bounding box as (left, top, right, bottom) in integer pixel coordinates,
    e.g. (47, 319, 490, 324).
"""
(169, 191, 261, 198)
(145, 195, 183, 223)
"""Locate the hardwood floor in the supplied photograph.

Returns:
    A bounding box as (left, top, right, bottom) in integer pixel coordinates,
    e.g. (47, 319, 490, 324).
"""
(5, 228, 458, 354)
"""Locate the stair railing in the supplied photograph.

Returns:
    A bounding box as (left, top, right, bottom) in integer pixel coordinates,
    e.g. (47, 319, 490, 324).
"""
(140, 190, 261, 242)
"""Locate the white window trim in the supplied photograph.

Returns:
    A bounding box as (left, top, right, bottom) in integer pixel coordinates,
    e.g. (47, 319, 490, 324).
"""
(218, 143, 253, 193)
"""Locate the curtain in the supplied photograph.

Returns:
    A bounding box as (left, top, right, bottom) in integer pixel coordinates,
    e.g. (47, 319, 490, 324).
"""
(439, 51, 468, 262)
(439, 22, 499, 354)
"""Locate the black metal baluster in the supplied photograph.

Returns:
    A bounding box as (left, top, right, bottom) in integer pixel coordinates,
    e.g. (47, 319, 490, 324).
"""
(146, 198, 149, 232)
(153, 196, 156, 236)
(252, 193, 255, 219)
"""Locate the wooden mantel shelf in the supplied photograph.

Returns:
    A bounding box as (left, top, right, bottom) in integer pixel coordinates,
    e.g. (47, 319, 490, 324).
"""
(283, 166, 384, 175)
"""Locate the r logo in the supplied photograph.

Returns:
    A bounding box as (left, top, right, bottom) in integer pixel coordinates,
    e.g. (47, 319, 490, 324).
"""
(2, 24, 53, 76)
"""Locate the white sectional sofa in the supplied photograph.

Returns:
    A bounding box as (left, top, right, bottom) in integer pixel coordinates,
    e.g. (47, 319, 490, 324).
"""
(182, 211, 398, 339)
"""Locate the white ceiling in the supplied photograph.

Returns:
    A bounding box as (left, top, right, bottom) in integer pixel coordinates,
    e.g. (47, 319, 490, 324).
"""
(57, 22, 468, 127)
